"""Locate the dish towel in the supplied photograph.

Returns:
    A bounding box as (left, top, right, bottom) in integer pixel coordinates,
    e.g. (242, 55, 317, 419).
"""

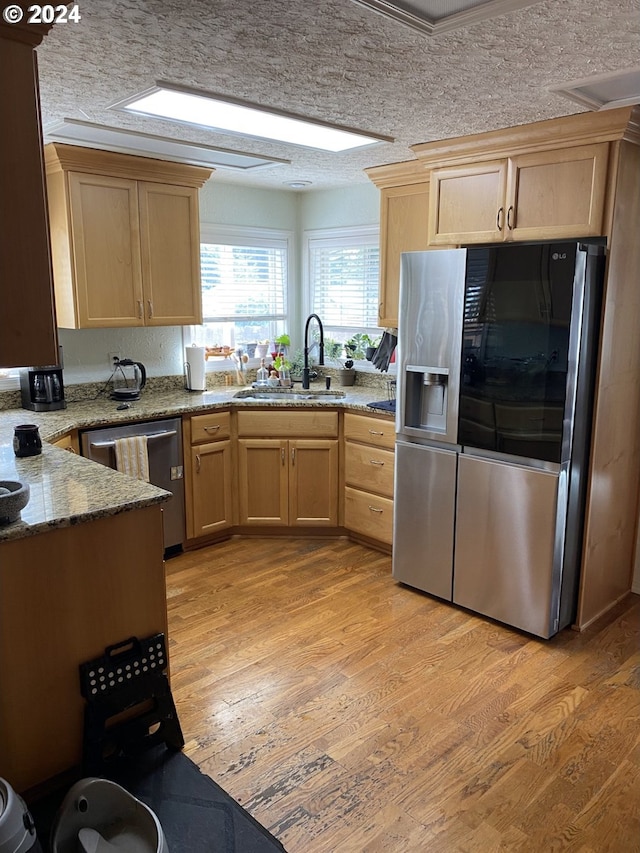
(114, 436, 150, 482)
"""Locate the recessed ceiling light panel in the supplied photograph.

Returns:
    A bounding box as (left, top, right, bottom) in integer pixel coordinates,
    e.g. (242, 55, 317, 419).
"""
(42, 118, 290, 171)
(111, 83, 393, 152)
(348, 0, 540, 36)
(550, 67, 640, 112)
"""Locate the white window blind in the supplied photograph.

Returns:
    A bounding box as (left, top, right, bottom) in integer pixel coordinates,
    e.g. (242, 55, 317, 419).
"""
(306, 227, 380, 338)
(194, 226, 290, 353)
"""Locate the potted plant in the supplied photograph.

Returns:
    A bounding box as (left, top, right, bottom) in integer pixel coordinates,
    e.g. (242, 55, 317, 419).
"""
(363, 334, 381, 361)
(337, 357, 356, 386)
(345, 333, 381, 361)
(274, 332, 290, 355)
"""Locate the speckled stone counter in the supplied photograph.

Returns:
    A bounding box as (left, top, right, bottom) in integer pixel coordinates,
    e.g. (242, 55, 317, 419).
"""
(0, 382, 395, 542)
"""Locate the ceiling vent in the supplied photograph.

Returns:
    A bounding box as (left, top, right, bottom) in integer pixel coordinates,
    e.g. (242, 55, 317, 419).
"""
(348, 0, 540, 35)
(550, 67, 640, 112)
(42, 119, 291, 171)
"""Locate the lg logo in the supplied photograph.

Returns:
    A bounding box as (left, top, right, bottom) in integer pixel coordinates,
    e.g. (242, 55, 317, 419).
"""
(552, 252, 567, 260)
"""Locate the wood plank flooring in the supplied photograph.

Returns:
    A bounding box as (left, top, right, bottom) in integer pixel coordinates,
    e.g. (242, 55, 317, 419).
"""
(165, 537, 640, 852)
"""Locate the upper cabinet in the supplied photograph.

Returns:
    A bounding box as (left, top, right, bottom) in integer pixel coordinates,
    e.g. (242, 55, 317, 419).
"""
(428, 144, 609, 245)
(365, 161, 430, 329)
(0, 11, 59, 367)
(44, 144, 212, 329)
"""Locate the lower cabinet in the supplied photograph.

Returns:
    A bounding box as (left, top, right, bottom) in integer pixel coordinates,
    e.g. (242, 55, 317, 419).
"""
(344, 412, 395, 546)
(184, 407, 392, 545)
(236, 409, 339, 528)
(184, 410, 234, 539)
(51, 430, 79, 453)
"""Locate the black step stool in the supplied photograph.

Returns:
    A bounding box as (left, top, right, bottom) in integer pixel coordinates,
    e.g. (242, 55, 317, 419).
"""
(80, 634, 184, 776)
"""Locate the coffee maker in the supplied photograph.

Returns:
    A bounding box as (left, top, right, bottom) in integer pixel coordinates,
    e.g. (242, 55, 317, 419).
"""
(20, 365, 66, 411)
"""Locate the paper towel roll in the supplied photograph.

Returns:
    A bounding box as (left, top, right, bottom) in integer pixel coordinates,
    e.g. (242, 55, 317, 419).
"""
(185, 346, 206, 391)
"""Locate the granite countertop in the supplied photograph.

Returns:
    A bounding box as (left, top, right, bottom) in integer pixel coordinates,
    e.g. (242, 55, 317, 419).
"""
(0, 383, 395, 543)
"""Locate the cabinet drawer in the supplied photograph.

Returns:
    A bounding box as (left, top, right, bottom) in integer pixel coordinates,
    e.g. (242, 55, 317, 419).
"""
(345, 486, 394, 545)
(190, 410, 231, 443)
(345, 442, 395, 497)
(344, 412, 395, 449)
(237, 410, 338, 438)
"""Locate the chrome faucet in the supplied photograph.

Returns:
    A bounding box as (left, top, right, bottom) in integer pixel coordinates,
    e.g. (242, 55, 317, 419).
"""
(302, 313, 325, 389)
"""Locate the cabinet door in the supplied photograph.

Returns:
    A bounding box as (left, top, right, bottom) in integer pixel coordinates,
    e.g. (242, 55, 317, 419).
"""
(379, 182, 430, 327)
(506, 144, 609, 241)
(345, 442, 395, 497)
(0, 29, 59, 367)
(68, 172, 144, 327)
(428, 161, 507, 245)
(237, 439, 288, 525)
(289, 440, 339, 526)
(190, 440, 233, 537)
(138, 182, 203, 325)
(345, 486, 394, 545)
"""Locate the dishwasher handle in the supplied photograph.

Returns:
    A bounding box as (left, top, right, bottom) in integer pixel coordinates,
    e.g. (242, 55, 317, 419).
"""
(89, 429, 177, 450)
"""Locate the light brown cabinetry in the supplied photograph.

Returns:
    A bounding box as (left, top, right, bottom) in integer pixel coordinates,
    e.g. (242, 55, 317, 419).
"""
(0, 505, 167, 793)
(428, 144, 609, 245)
(344, 412, 395, 546)
(378, 181, 430, 327)
(0, 10, 59, 368)
(184, 410, 233, 539)
(51, 430, 79, 453)
(365, 161, 430, 328)
(45, 144, 211, 328)
(236, 410, 339, 527)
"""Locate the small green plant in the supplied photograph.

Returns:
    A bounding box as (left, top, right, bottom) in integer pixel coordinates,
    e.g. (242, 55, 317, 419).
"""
(273, 354, 292, 371)
(274, 333, 290, 347)
(288, 349, 306, 376)
(346, 333, 381, 360)
(324, 338, 343, 361)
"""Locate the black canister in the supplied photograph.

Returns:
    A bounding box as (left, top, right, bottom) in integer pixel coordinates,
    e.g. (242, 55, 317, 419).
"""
(13, 424, 42, 458)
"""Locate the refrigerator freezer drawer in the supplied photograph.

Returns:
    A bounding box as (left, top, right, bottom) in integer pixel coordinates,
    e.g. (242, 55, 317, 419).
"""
(392, 441, 457, 600)
(453, 454, 559, 637)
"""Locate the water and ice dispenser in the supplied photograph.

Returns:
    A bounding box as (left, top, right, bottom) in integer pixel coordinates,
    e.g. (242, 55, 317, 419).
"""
(403, 366, 450, 435)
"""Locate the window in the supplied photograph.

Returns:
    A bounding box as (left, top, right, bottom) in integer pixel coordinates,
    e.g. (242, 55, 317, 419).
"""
(305, 226, 380, 355)
(189, 225, 291, 362)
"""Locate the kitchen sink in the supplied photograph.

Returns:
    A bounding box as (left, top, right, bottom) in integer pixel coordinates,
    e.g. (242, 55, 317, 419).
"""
(233, 387, 346, 401)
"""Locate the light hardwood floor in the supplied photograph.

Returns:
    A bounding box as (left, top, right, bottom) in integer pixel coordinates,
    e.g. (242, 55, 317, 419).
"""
(165, 537, 640, 852)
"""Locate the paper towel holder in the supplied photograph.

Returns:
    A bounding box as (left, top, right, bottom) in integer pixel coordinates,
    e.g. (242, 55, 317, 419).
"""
(184, 345, 207, 392)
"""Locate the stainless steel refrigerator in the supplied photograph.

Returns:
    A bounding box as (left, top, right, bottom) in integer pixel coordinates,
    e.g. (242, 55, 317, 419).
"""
(392, 241, 605, 638)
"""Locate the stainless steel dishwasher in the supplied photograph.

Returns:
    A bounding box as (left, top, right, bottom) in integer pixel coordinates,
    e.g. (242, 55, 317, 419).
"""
(80, 417, 185, 553)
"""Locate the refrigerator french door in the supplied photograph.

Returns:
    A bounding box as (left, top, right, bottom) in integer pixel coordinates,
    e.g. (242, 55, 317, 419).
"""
(393, 241, 605, 638)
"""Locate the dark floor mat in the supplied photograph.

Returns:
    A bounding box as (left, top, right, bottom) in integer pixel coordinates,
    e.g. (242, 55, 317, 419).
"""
(30, 747, 287, 853)
(367, 400, 396, 413)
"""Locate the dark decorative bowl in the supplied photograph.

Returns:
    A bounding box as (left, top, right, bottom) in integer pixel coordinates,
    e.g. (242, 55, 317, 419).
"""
(0, 480, 30, 525)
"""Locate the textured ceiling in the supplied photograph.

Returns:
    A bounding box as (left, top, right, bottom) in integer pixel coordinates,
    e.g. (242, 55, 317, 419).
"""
(36, 0, 640, 190)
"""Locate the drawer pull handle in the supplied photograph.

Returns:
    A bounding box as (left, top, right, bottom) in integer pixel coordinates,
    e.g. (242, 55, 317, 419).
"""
(496, 206, 504, 231)
(204, 425, 221, 433)
(137, 300, 144, 319)
(369, 429, 384, 436)
(369, 459, 385, 466)
(291, 447, 296, 465)
(368, 505, 384, 513)
(196, 453, 201, 473)
(147, 299, 154, 318)
(507, 205, 514, 230)
(281, 448, 286, 465)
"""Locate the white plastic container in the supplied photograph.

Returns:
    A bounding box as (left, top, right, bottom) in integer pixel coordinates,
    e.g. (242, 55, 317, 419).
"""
(0, 779, 41, 853)
(51, 778, 166, 853)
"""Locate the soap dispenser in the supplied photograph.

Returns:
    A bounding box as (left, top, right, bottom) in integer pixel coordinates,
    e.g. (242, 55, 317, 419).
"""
(256, 359, 269, 386)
